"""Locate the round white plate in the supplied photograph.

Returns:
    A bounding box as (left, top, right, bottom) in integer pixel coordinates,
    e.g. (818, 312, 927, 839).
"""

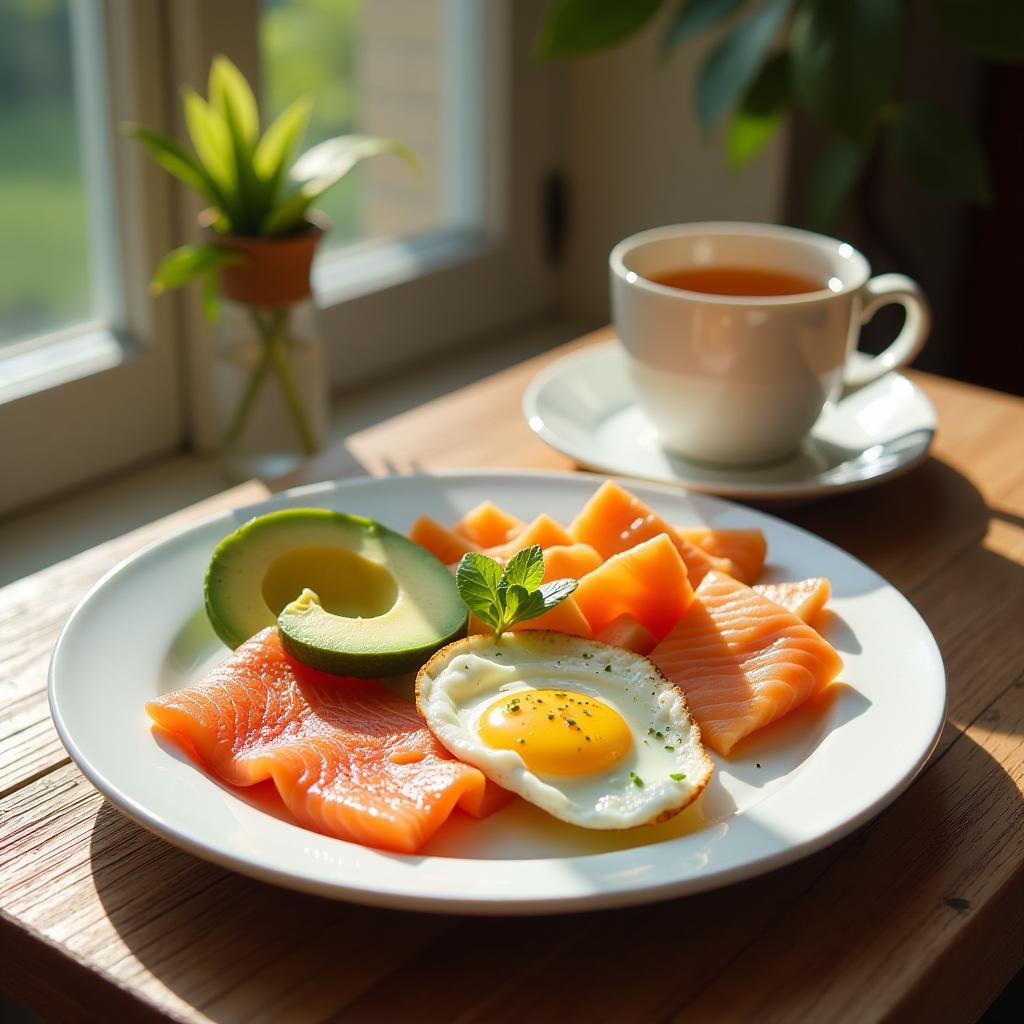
(49, 471, 945, 914)
(523, 341, 938, 501)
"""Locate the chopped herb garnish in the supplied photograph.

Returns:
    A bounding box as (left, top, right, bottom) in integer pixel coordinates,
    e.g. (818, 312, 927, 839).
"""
(566, 718, 576, 727)
(455, 545, 578, 634)
(547, 713, 555, 721)
(664, 745, 675, 752)
(517, 738, 525, 744)
(582, 653, 592, 660)
(756, 762, 762, 769)
(669, 772, 687, 781)
(554, 691, 567, 698)
(630, 771, 644, 788)
(604, 665, 612, 673)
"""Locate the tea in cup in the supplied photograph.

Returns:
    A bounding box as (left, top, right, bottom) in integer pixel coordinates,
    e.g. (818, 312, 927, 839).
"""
(609, 222, 931, 465)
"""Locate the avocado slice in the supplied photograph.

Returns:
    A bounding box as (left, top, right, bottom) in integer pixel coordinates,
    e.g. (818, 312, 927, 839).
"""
(204, 508, 467, 676)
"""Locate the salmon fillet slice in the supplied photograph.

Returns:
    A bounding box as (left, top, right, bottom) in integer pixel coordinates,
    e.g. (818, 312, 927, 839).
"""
(569, 480, 726, 585)
(754, 578, 831, 624)
(676, 528, 767, 584)
(650, 572, 843, 755)
(146, 628, 494, 854)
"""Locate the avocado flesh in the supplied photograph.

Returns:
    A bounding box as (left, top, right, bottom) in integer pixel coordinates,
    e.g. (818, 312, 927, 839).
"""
(204, 508, 467, 675)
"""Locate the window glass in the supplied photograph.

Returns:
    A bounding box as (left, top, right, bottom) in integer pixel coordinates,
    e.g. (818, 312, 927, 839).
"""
(0, 0, 97, 348)
(261, 0, 482, 253)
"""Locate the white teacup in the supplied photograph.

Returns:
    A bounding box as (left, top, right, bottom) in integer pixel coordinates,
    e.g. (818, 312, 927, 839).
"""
(610, 222, 931, 465)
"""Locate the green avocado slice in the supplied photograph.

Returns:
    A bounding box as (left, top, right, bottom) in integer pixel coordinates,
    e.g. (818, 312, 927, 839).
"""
(204, 508, 467, 676)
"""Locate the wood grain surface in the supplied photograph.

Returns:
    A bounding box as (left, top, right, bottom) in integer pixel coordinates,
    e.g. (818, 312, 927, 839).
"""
(1, 327, 1022, 1023)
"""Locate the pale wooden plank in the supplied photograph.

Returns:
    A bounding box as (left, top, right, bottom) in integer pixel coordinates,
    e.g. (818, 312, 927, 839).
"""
(0, 764, 458, 1024)
(1, 522, 1019, 1023)
(0, 328, 1021, 1022)
(0, 481, 269, 798)
(666, 675, 1024, 1024)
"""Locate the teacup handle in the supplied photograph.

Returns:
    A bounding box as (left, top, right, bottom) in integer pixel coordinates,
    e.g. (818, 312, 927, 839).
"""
(844, 273, 932, 389)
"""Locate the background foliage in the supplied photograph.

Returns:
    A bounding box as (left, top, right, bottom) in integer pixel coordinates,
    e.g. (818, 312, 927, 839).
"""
(537, 0, 1024, 228)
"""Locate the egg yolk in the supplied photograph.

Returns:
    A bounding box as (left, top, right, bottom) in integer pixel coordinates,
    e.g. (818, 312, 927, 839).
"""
(477, 689, 632, 776)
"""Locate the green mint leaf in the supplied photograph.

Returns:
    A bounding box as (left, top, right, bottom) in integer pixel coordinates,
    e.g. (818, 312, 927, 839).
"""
(504, 587, 547, 630)
(455, 552, 504, 632)
(502, 544, 545, 591)
(538, 577, 578, 610)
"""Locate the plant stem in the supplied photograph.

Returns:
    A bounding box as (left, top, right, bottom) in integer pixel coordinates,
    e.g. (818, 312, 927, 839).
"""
(267, 307, 318, 455)
(222, 308, 274, 449)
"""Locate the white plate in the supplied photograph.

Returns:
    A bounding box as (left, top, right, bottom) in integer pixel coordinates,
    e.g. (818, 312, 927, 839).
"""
(49, 471, 945, 914)
(523, 341, 938, 501)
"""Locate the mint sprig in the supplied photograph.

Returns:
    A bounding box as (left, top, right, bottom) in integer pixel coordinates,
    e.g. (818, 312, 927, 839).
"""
(456, 544, 578, 634)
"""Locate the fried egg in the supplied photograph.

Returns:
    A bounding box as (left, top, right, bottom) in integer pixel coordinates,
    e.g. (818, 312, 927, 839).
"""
(416, 631, 713, 830)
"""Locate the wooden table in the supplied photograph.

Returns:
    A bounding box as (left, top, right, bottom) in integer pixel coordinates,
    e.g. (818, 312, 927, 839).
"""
(2, 327, 1022, 1022)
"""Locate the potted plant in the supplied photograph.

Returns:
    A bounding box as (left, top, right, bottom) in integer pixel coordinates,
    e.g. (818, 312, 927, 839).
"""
(535, 0, 1019, 227)
(127, 55, 417, 473)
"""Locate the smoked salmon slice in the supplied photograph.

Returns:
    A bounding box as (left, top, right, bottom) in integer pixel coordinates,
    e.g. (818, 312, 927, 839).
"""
(409, 515, 479, 565)
(146, 628, 494, 854)
(677, 528, 767, 584)
(569, 480, 725, 584)
(650, 572, 843, 755)
(574, 533, 694, 642)
(452, 501, 524, 548)
(754, 578, 831, 624)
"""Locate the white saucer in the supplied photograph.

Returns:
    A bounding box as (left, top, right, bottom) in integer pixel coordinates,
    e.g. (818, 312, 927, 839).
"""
(523, 341, 937, 501)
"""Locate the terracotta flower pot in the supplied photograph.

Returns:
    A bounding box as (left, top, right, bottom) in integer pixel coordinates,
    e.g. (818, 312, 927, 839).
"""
(201, 210, 327, 307)
(199, 211, 329, 475)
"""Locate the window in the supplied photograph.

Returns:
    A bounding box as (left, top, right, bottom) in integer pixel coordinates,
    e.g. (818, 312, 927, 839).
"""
(261, 0, 484, 249)
(1, 0, 557, 514)
(0, 0, 96, 348)
(0, 0, 182, 515)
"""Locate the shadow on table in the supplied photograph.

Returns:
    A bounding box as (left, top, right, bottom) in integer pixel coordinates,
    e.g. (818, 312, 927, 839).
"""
(82, 454, 1023, 1019)
(87, 709, 1022, 1022)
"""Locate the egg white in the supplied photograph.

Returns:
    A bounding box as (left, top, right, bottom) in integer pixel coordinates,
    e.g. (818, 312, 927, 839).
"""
(416, 631, 714, 830)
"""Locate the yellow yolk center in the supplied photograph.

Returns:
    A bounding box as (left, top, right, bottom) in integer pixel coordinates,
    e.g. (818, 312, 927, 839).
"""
(477, 689, 632, 776)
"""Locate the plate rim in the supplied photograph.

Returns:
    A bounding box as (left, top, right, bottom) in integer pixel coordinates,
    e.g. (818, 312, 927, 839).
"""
(522, 341, 938, 500)
(48, 469, 947, 914)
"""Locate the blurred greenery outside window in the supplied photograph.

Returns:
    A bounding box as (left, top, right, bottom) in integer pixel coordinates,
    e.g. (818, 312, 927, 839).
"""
(0, 0, 97, 349)
(261, 0, 363, 250)
(0, 0, 454, 351)
(261, 0, 455, 257)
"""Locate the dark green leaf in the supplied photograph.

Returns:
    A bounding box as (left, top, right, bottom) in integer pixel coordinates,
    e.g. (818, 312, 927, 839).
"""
(503, 585, 548, 629)
(695, 0, 789, 136)
(265, 136, 419, 235)
(455, 552, 504, 632)
(790, 0, 904, 145)
(182, 87, 239, 225)
(888, 99, 991, 203)
(662, 0, 747, 56)
(536, 0, 665, 59)
(254, 96, 313, 206)
(805, 136, 867, 230)
(124, 124, 219, 206)
(149, 244, 243, 295)
(931, 0, 1024, 65)
(209, 55, 259, 148)
(502, 545, 546, 592)
(537, 577, 579, 611)
(727, 51, 790, 167)
(208, 56, 264, 232)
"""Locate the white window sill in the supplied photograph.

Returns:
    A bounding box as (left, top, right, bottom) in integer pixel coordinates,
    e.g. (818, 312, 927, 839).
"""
(0, 316, 589, 587)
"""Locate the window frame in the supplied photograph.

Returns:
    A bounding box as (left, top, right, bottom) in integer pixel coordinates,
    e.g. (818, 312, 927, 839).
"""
(1, 0, 560, 513)
(171, 0, 560, 449)
(0, 0, 184, 516)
